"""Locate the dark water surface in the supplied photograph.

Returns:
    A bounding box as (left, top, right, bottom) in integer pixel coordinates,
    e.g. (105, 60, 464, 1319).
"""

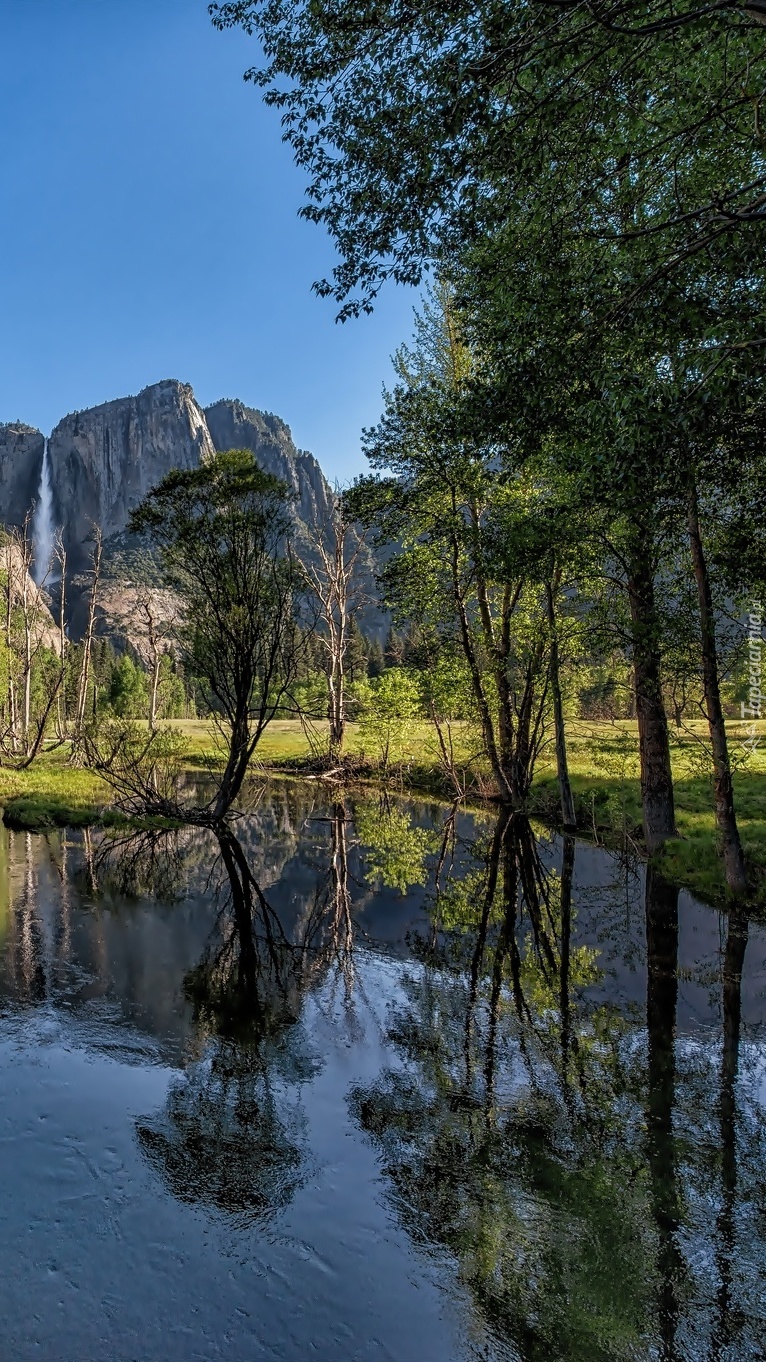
(0, 782, 764, 1361)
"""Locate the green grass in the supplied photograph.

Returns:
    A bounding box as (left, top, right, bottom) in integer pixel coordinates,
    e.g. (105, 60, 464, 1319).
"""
(1, 716, 764, 905)
(530, 718, 766, 905)
(0, 751, 110, 829)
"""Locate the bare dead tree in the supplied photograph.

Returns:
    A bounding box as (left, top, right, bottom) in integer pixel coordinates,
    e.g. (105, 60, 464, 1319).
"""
(0, 522, 66, 767)
(14, 512, 51, 752)
(71, 525, 103, 763)
(3, 538, 19, 753)
(82, 719, 186, 819)
(103, 582, 179, 731)
(135, 589, 178, 731)
(303, 498, 369, 764)
(54, 533, 67, 741)
(19, 531, 69, 768)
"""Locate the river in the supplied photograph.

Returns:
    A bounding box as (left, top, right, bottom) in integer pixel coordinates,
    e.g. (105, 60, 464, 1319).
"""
(0, 781, 763, 1360)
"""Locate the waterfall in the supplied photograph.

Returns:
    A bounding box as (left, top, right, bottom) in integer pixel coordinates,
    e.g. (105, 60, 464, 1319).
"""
(31, 439, 55, 585)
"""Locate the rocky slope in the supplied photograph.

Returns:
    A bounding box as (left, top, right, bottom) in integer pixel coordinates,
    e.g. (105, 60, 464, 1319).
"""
(0, 540, 60, 653)
(204, 399, 334, 530)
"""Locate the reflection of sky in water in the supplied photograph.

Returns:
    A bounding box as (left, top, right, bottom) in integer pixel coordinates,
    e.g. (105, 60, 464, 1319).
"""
(0, 784, 764, 1361)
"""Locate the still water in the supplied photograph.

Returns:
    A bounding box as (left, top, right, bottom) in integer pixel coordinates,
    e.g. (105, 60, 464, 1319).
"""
(0, 781, 764, 1361)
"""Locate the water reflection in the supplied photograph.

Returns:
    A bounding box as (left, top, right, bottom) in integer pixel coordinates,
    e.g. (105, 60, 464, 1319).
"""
(133, 825, 314, 1218)
(0, 790, 764, 1361)
(349, 813, 766, 1362)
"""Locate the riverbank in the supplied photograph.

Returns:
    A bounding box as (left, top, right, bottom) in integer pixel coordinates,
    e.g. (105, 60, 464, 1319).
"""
(1, 717, 764, 906)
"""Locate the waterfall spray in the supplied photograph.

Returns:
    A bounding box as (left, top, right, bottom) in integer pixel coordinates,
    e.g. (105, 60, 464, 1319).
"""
(32, 439, 55, 585)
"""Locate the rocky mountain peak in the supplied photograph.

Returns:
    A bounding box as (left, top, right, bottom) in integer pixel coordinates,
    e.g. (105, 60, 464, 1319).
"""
(49, 379, 215, 570)
(204, 398, 334, 529)
(0, 379, 387, 640)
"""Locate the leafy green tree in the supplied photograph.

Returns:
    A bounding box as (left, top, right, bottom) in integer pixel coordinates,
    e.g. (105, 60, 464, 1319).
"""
(366, 637, 385, 678)
(348, 283, 553, 806)
(108, 652, 149, 719)
(215, 0, 766, 881)
(211, 1, 766, 317)
(352, 668, 422, 773)
(129, 450, 305, 820)
(345, 617, 368, 683)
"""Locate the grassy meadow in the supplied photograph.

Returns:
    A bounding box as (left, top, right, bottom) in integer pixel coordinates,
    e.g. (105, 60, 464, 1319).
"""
(1, 715, 764, 907)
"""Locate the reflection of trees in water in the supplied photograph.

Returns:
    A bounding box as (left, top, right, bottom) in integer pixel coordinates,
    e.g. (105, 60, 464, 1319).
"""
(350, 813, 766, 1361)
(136, 1047, 307, 1218)
(91, 825, 198, 902)
(354, 793, 438, 893)
(712, 904, 750, 1360)
(4, 791, 764, 1347)
(644, 868, 683, 1362)
(0, 828, 77, 1004)
(295, 801, 355, 999)
(129, 806, 358, 1219)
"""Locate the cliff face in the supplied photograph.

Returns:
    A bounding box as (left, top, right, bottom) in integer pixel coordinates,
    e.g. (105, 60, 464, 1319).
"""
(204, 399, 334, 529)
(49, 380, 215, 569)
(0, 423, 45, 530)
(205, 398, 386, 638)
(1, 380, 387, 640)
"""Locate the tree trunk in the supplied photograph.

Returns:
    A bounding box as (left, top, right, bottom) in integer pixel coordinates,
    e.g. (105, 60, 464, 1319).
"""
(56, 541, 67, 740)
(687, 484, 748, 895)
(19, 542, 35, 757)
(546, 576, 576, 829)
(450, 536, 513, 803)
(211, 710, 252, 821)
(559, 832, 575, 1075)
(149, 653, 161, 732)
(626, 542, 676, 851)
(327, 651, 345, 762)
(23, 615, 32, 755)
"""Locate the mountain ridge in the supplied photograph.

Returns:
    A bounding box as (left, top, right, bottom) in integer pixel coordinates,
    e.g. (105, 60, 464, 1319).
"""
(0, 379, 385, 639)
(0, 379, 337, 561)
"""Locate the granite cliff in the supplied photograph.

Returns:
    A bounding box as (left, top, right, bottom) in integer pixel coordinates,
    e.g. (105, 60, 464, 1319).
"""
(0, 423, 45, 530)
(204, 399, 334, 530)
(0, 381, 335, 574)
(0, 380, 385, 639)
(49, 380, 216, 571)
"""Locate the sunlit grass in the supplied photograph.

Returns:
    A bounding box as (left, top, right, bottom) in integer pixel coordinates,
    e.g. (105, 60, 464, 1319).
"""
(0, 748, 109, 828)
(0, 715, 764, 902)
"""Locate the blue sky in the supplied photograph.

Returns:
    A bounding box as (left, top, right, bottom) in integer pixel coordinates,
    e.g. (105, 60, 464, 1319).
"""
(0, 0, 417, 483)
